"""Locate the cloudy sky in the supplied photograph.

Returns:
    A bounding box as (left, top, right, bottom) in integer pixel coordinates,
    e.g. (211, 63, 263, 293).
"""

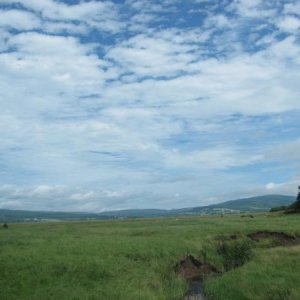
(0, 0, 300, 212)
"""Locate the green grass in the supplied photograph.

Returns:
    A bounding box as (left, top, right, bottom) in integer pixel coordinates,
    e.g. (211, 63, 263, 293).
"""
(205, 246, 300, 300)
(0, 213, 300, 300)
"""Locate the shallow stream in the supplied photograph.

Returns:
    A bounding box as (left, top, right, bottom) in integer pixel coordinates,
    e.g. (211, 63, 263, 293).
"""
(185, 280, 206, 300)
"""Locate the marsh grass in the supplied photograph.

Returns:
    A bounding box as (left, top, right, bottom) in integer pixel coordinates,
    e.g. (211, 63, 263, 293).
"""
(0, 214, 300, 299)
(204, 246, 300, 300)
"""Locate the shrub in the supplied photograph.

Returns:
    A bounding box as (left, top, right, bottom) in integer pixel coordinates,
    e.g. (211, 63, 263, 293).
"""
(289, 190, 300, 211)
(270, 206, 288, 212)
(217, 239, 253, 271)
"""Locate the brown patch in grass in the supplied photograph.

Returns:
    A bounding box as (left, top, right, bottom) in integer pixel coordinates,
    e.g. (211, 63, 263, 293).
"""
(175, 255, 219, 300)
(175, 255, 218, 280)
(247, 231, 300, 246)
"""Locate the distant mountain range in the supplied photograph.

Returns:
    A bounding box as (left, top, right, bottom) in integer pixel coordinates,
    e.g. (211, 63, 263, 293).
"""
(0, 194, 295, 222)
(98, 195, 295, 217)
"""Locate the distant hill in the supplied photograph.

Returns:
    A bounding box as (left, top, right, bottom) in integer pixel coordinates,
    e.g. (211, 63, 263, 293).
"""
(0, 194, 295, 222)
(99, 209, 168, 218)
(98, 195, 295, 217)
(0, 209, 110, 223)
(189, 195, 295, 214)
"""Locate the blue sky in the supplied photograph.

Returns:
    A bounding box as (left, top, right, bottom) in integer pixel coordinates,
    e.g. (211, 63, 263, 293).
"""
(0, 0, 300, 212)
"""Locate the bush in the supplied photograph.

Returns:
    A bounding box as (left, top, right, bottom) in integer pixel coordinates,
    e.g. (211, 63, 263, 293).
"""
(270, 206, 288, 212)
(289, 191, 300, 210)
(217, 239, 253, 271)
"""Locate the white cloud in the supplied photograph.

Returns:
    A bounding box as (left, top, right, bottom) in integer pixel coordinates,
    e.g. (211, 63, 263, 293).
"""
(106, 28, 207, 78)
(0, 32, 114, 119)
(0, 28, 11, 52)
(0, 185, 130, 212)
(125, 0, 171, 13)
(101, 43, 300, 117)
(230, 0, 275, 18)
(270, 138, 300, 163)
(162, 146, 263, 170)
(0, 0, 300, 211)
(42, 21, 89, 35)
(264, 180, 299, 196)
(278, 16, 300, 33)
(0, 9, 41, 30)
(1, 0, 122, 33)
(284, 3, 300, 16)
(2, 0, 111, 20)
(204, 14, 232, 29)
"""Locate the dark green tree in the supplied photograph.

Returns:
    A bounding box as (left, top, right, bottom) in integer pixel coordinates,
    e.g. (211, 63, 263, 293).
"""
(289, 186, 300, 211)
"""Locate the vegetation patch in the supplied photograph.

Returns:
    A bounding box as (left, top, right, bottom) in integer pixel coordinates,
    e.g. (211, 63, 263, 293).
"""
(217, 238, 253, 271)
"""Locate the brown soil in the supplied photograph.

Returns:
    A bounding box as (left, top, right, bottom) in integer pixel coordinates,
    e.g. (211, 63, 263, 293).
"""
(175, 255, 218, 281)
(247, 231, 300, 246)
(175, 255, 219, 300)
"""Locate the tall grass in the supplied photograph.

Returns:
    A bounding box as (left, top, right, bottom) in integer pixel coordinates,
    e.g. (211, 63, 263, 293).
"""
(1, 214, 300, 299)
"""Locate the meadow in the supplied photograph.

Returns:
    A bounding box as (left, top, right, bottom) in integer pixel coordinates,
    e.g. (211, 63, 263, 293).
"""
(1, 213, 300, 300)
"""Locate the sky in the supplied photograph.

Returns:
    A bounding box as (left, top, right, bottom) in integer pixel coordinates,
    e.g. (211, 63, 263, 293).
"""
(0, 0, 300, 212)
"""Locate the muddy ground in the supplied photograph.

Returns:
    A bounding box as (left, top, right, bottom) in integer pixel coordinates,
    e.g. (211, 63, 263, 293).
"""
(247, 231, 300, 246)
(175, 255, 219, 299)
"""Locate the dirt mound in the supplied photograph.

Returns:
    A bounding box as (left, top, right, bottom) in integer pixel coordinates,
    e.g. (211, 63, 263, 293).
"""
(175, 255, 218, 280)
(247, 231, 300, 246)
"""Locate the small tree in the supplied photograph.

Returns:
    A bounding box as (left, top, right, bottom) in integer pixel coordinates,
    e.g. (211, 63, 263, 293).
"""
(3, 223, 8, 229)
(289, 186, 300, 211)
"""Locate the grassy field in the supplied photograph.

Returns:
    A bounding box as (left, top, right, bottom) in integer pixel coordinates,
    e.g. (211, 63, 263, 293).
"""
(1, 213, 300, 300)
